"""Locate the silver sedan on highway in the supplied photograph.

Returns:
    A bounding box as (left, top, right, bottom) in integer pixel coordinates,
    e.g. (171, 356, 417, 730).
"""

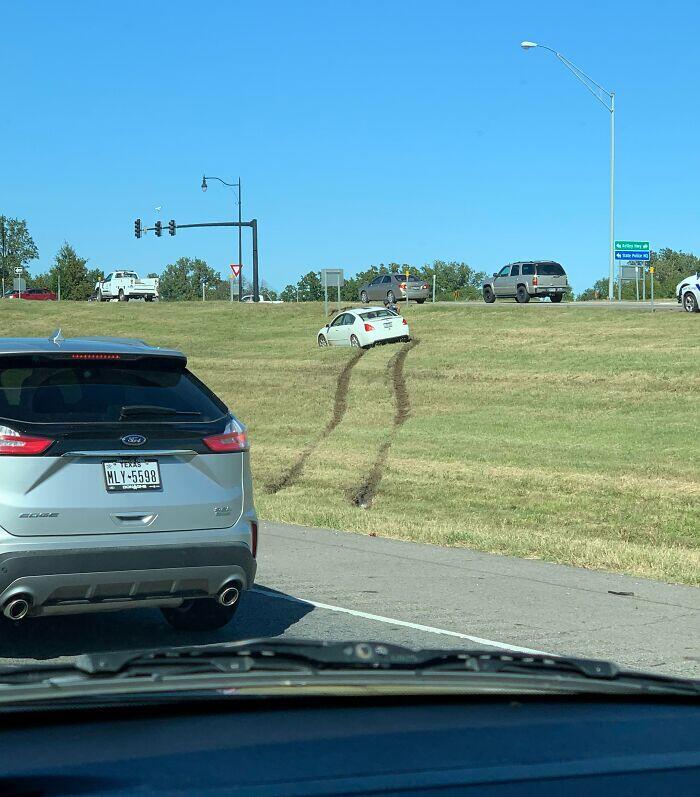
(359, 274, 429, 304)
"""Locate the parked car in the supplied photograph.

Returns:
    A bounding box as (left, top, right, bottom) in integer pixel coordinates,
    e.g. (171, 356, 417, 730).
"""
(676, 272, 700, 312)
(95, 271, 159, 302)
(482, 261, 569, 303)
(0, 333, 257, 630)
(318, 306, 410, 348)
(241, 294, 282, 303)
(3, 287, 57, 301)
(358, 274, 429, 304)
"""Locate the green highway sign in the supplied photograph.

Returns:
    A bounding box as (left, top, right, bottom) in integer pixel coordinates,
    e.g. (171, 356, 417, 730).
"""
(615, 240, 649, 251)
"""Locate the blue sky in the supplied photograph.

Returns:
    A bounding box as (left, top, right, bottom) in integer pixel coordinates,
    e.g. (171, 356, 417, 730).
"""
(3, 0, 698, 293)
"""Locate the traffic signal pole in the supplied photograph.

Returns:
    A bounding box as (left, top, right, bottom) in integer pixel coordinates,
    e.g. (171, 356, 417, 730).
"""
(137, 218, 259, 302)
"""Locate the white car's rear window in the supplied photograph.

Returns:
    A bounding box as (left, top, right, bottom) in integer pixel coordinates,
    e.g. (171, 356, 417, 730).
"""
(360, 310, 397, 320)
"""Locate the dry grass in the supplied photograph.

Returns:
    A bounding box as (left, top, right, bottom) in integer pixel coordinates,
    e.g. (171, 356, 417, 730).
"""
(1, 299, 698, 584)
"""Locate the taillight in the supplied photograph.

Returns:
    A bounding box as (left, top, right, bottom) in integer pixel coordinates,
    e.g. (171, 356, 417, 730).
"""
(251, 521, 258, 557)
(203, 416, 249, 452)
(422, 283, 428, 289)
(364, 323, 375, 332)
(402, 318, 408, 325)
(399, 282, 406, 290)
(533, 275, 539, 286)
(0, 425, 53, 456)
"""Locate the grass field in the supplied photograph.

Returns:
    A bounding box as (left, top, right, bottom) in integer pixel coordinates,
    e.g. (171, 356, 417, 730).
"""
(1, 300, 698, 585)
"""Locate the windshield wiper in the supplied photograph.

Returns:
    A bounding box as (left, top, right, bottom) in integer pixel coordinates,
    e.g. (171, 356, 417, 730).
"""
(0, 640, 696, 697)
(119, 405, 202, 420)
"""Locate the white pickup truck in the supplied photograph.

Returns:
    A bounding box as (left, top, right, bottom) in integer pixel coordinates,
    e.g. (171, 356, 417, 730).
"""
(96, 271, 159, 302)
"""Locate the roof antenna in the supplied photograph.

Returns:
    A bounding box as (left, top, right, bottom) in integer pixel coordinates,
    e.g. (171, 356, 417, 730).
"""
(50, 329, 65, 345)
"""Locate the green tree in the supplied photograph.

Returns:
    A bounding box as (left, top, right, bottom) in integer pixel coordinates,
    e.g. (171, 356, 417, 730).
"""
(0, 216, 39, 284)
(296, 270, 324, 301)
(159, 257, 221, 301)
(280, 284, 297, 302)
(41, 243, 95, 300)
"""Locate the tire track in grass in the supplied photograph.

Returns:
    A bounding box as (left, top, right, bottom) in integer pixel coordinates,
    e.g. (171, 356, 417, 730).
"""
(350, 338, 419, 508)
(265, 348, 365, 494)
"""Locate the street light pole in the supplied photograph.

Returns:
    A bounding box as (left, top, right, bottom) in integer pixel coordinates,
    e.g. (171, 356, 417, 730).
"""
(237, 177, 243, 302)
(521, 42, 616, 301)
(201, 174, 244, 302)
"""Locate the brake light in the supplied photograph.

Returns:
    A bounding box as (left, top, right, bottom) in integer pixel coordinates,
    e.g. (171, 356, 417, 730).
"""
(0, 425, 53, 456)
(203, 430, 248, 452)
(422, 283, 428, 289)
(203, 417, 249, 453)
(402, 318, 408, 325)
(364, 323, 375, 332)
(251, 521, 258, 557)
(400, 282, 406, 290)
(71, 353, 121, 360)
(533, 275, 539, 286)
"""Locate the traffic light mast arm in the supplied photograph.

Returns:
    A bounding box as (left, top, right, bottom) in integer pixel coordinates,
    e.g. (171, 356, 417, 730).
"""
(135, 218, 260, 302)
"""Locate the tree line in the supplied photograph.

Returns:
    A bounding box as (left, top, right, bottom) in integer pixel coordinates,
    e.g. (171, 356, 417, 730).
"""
(4, 214, 697, 303)
(279, 261, 488, 303)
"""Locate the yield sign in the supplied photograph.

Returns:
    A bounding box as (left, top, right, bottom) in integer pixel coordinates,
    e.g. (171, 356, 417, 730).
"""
(230, 264, 242, 278)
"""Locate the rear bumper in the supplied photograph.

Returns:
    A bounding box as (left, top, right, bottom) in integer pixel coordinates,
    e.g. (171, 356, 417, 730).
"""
(533, 286, 567, 294)
(0, 526, 256, 616)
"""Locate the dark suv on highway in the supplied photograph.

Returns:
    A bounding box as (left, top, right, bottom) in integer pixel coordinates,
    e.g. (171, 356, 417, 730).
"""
(483, 261, 569, 303)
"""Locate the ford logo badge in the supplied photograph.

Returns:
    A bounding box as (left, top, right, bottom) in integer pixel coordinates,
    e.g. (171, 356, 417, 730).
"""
(121, 434, 147, 447)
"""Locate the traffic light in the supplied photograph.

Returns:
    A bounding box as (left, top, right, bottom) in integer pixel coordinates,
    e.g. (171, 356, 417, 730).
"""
(168, 219, 176, 236)
(134, 218, 142, 239)
(155, 220, 162, 237)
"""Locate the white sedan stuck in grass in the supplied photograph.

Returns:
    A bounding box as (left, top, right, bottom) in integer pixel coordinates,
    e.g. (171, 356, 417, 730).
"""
(318, 307, 410, 348)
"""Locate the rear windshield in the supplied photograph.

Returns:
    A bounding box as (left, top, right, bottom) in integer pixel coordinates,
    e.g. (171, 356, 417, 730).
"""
(536, 263, 565, 276)
(0, 356, 227, 424)
(360, 310, 397, 320)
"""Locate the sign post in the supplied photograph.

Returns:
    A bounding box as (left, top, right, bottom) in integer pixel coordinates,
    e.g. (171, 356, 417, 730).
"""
(614, 241, 649, 301)
(649, 266, 655, 313)
(230, 265, 242, 302)
(14, 267, 23, 299)
(321, 269, 344, 317)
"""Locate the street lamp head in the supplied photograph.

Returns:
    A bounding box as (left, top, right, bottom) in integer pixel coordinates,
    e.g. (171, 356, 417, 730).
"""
(521, 41, 538, 50)
(201, 175, 208, 192)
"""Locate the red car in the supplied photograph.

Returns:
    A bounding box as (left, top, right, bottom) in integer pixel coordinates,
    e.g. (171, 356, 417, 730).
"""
(4, 287, 57, 301)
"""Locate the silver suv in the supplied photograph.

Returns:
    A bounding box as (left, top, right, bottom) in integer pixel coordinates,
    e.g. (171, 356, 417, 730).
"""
(0, 333, 257, 631)
(482, 261, 569, 303)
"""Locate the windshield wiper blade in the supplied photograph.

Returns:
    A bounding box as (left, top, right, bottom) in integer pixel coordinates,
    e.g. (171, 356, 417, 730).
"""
(119, 405, 202, 420)
(67, 641, 700, 693)
(1, 641, 697, 697)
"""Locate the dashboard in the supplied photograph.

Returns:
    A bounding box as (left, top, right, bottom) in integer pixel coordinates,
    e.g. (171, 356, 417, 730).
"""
(1, 695, 698, 796)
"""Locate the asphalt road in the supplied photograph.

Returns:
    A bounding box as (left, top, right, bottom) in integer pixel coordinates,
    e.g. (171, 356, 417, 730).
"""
(1, 521, 697, 679)
(437, 299, 681, 311)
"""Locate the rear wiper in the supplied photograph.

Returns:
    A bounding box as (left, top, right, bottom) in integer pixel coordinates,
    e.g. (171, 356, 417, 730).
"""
(119, 405, 202, 420)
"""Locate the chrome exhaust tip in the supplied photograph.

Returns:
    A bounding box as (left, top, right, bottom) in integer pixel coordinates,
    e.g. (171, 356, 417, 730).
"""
(218, 584, 240, 607)
(3, 595, 32, 621)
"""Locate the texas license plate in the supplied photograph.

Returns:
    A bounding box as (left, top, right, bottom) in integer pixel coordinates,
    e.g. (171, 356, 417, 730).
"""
(103, 460, 161, 492)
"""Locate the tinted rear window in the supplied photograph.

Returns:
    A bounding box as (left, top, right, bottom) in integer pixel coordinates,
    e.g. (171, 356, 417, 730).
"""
(536, 263, 565, 276)
(360, 310, 397, 320)
(0, 356, 227, 424)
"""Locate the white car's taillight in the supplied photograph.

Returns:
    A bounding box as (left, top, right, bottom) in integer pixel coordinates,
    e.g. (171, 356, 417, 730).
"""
(0, 425, 54, 456)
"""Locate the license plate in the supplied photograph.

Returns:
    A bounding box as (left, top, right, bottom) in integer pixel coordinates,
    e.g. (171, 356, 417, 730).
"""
(103, 460, 161, 492)
(383, 322, 393, 328)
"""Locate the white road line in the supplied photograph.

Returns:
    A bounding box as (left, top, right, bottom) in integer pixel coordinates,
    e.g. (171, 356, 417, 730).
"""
(252, 587, 552, 656)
